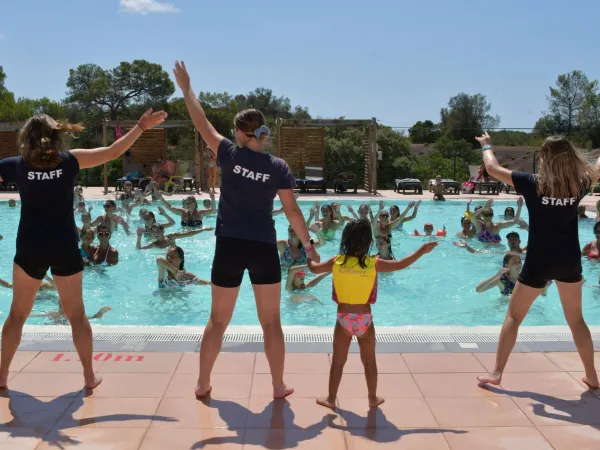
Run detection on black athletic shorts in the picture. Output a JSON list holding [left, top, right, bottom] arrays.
[[211, 236, 281, 288], [519, 259, 582, 289], [14, 244, 83, 280]]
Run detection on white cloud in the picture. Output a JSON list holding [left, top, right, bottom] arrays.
[[119, 0, 179, 15]]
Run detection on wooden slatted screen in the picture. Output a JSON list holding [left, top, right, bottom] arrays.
[[279, 127, 325, 177], [0, 131, 18, 159], [122, 128, 167, 176], [363, 132, 372, 193]]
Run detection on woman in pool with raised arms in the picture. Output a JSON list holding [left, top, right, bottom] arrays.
[[0, 108, 167, 390], [173, 61, 320, 399], [476, 132, 599, 390]]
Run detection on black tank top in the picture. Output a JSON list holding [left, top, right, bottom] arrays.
[[0, 152, 80, 248]]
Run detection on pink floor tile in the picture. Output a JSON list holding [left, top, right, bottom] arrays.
[[1, 352, 39, 372], [413, 373, 506, 398], [337, 397, 437, 428], [512, 393, 600, 426], [20, 352, 103, 373], [7, 373, 84, 398], [243, 428, 346, 449], [500, 372, 588, 397], [337, 374, 422, 398], [151, 397, 249, 429], [84, 373, 172, 398], [0, 396, 73, 428], [474, 352, 562, 373], [426, 397, 532, 428], [538, 425, 600, 449], [56, 397, 162, 428], [175, 352, 255, 374], [344, 428, 450, 449], [251, 373, 330, 399], [0, 427, 46, 450], [403, 353, 485, 373], [255, 353, 330, 374], [336, 353, 409, 374], [443, 427, 553, 450], [545, 352, 600, 372], [98, 352, 182, 373], [165, 373, 252, 399], [36, 427, 147, 449], [140, 428, 244, 449], [246, 397, 343, 429]]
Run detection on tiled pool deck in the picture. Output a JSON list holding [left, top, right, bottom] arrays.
[[1, 350, 600, 449]]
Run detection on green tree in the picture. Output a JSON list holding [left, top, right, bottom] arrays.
[[408, 120, 440, 143], [545, 70, 595, 136], [65, 60, 175, 120], [440, 93, 500, 144]]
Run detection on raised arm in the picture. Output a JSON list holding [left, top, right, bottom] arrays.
[[307, 256, 335, 274], [173, 61, 223, 151], [476, 268, 507, 293], [274, 193, 299, 216], [286, 265, 308, 291], [71, 109, 167, 169], [157, 206, 176, 229], [168, 227, 215, 240], [495, 197, 524, 231], [346, 205, 359, 220], [159, 194, 186, 216], [377, 242, 438, 273], [136, 230, 156, 250], [279, 189, 320, 262], [476, 132, 514, 185], [305, 272, 331, 288], [156, 256, 178, 282], [199, 192, 217, 217], [309, 224, 326, 249]]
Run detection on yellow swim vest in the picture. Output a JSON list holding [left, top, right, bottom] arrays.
[[332, 255, 378, 305]]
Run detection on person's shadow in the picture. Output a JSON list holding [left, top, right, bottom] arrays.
[[485, 385, 600, 427], [0, 388, 177, 449], [192, 397, 336, 449], [192, 397, 467, 449], [331, 406, 467, 443]]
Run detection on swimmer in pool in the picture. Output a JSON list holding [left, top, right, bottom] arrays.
[[73, 185, 84, 206], [136, 224, 215, 250], [156, 246, 210, 288], [581, 221, 600, 259], [373, 235, 395, 260], [389, 201, 421, 230], [311, 203, 341, 240], [476, 252, 549, 297], [504, 206, 515, 219], [374, 209, 405, 239], [278, 224, 325, 268], [578, 205, 591, 220], [30, 305, 112, 324], [159, 191, 215, 228], [472, 198, 522, 243], [79, 229, 97, 266], [91, 225, 119, 266], [456, 216, 477, 239], [330, 202, 355, 226], [138, 207, 176, 238], [413, 222, 447, 237], [119, 193, 142, 215], [0, 274, 56, 291], [91, 200, 130, 234], [285, 265, 330, 292], [7, 199, 17, 208]]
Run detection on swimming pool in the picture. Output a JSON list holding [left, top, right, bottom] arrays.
[[1, 198, 599, 327]]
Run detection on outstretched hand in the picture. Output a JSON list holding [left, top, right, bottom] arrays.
[[421, 242, 438, 254], [476, 131, 492, 147], [173, 61, 191, 92], [139, 108, 168, 130]]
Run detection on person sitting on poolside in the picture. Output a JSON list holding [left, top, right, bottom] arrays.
[[138, 207, 176, 239], [389, 201, 421, 230], [582, 221, 600, 259], [156, 246, 210, 288], [578, 205, 591, 220], [278, 224, 324, 267], [432, 175, 445, 201], [136, 224, 214, 250], [79, 229, 97, 266], [413, 222, 446, 237], [7, 199, 17, 208], [476, 252, 549, 297], [471, 198, 522, 243], [91, 225, 119, 266], [91, 200, 130, 234], [373, 235, 395, 260], [285, 265, 330, 291], [0, 274, 56, 291], [159, 192, 215, 228]]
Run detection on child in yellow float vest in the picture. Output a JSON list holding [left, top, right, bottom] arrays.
[[307, 219, 437, 408]]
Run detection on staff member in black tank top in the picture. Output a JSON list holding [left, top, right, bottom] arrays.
[[476, 132, 599, 390], [173, 61, 321, 399], [0, 109, 167, 390]]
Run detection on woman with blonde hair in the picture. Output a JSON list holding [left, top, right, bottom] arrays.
[[476, 132, 599, 390], [0, 109, 167, 390]]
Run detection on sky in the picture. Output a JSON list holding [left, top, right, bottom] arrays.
[[1, 0, 599, 130]]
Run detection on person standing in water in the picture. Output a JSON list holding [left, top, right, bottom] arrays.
[[173, 61, 320, 399], [0, 109, 167, 389], [476, 132, 599, 390]]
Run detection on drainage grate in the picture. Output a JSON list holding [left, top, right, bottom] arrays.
[[18, 330, 600, 344]]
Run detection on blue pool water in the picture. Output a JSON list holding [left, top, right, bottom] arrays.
[[1, 199, 600, 327]]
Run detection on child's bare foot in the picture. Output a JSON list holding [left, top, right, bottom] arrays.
[[273, 385, 294, 399], [85, 375, 102, 390], [316, 397, 336, 409], [195, 384, 212, 398], [477, 372, 502, 385], [369, 396, 385, 408], [582, 375, 600, 390]]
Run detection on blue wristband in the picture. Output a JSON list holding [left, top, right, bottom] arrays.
[[481, 145, 492, 151]]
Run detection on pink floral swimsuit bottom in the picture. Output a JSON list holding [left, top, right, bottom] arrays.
[[337, 313, 373, 337]]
